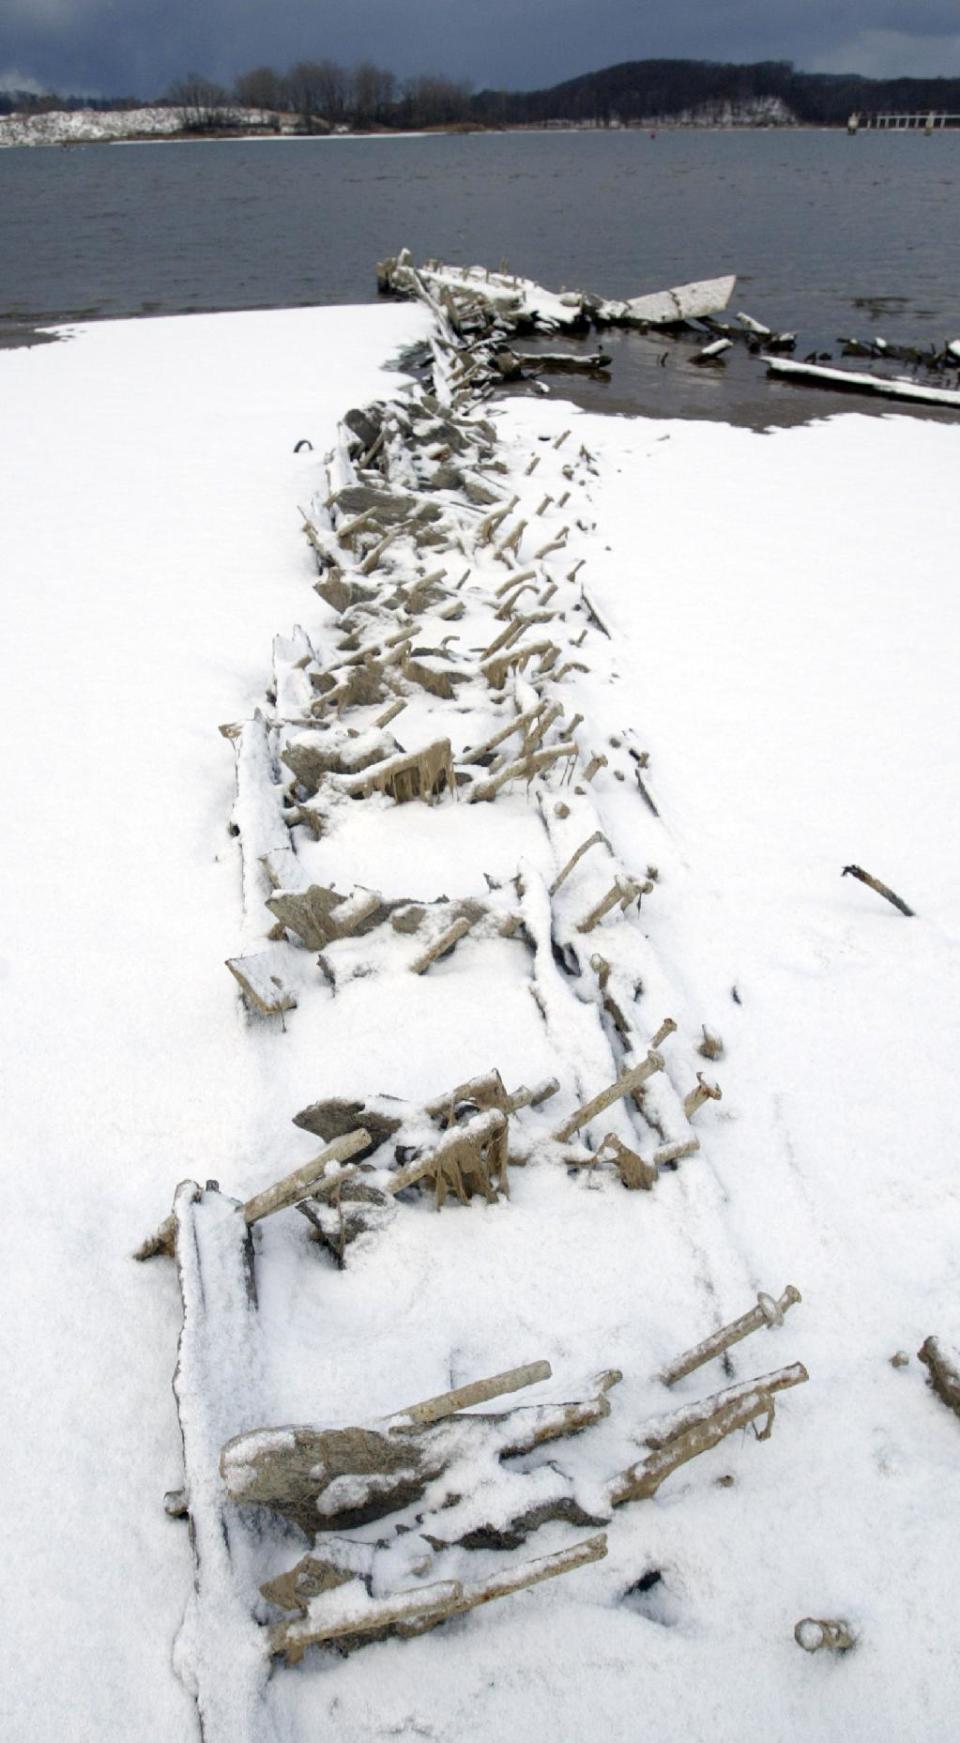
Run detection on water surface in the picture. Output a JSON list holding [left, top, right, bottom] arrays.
[[3, 129, 959, 423]]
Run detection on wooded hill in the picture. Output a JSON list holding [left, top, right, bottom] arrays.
[[470, 60, 960, 126]]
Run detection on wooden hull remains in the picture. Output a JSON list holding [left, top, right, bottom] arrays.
[[136, 249, 816, 1737]]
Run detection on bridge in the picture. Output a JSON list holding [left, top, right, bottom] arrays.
[[849, 110, 960, 131]]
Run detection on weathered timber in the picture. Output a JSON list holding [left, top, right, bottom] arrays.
[[468, 740, 578, 803], [292, 1097, 402, 1154], [221, 1367, 616, 1536], [516, 349, 612, 374], [409, 915, 475, 974], [389, 1359, 553, 1427], [267, 1534, 607, 1661], [282, 731, 395, 794], [549, 829, 609, 896], [135, 1130, 372, 1261], [609, 1363, 809, 1505]]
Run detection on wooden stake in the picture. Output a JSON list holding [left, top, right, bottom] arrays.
[[576, 876, 641, 934], [683, 1073, 722, 1119]]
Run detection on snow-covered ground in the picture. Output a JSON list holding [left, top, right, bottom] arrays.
[[0, 103, 278, 146], [2, 303, 959, 1741], [0, 104, 188, 146]]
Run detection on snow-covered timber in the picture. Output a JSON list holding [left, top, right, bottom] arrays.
[[377, 249, 736, 335], [766, 355, 960, 410], [601, 273, 737, 327]]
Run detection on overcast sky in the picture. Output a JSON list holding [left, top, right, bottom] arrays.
[[2, 0, 960, 98]]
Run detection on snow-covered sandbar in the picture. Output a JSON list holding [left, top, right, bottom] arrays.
[[2, 302, 959, 1741]]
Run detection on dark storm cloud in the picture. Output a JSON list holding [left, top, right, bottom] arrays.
[[2, 0, 960, 97]]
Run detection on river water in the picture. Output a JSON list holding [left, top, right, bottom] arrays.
[[3, 128, 959, 424]]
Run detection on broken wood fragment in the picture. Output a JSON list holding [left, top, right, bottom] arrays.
[[598, 1132, 658, 1190], [698, 1025, 724, 1060], [917, 1336, 960, 1418], [660, 1285, 802, 1387], [225, 949, 298, 1018], [375, 697, 407, 728], [842, 863, 915, 918]]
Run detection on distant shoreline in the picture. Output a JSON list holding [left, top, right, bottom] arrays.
[[1, 120, 885, 151]]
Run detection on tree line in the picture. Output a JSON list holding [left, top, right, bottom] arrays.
[[7, 57, 960, 131], [167, 62, 473, 131], [471, 59, 960, 127]]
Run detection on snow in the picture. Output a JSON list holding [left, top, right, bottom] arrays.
[[0, 301, 430, 1740], [2, 295, 960, 1741], [0, 105, 305, 149], [0, 105, 187, 147]]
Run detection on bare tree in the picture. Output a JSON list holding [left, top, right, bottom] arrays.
[[314, 59, 349, 123], [350, 62, 397, 127], [281, 60, 337, 130], [167, 72, 232, 131], [234, 66, 282, 111], [402, 74, 472, 129]]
